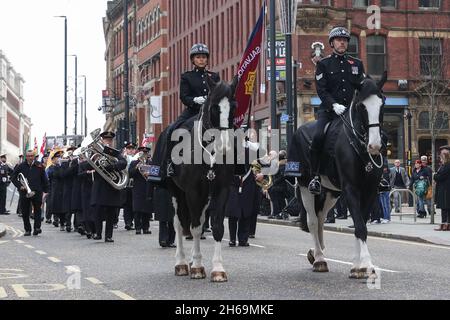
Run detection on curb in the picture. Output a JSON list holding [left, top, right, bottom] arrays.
[[0, 223, 6, 238], [257, 218, 437, 246]]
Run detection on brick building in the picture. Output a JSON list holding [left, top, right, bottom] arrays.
[[103, 0, 168, 149], [104, 0, 450, 163], [0, 50, 32, 161]]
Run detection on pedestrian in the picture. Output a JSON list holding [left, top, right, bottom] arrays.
[[434, 146, 450, 231], [378, 166, 392, 223], [91, 131, 128, 243], [421, 155, 433, 216], [411, 160, 428, 218], [10, 150, 49, 236], [308, 26, 366, 195], [389, 159, 410, 213]]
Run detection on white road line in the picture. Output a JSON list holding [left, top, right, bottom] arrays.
[[207, 236, 266, 248], [298, 254, 400, 273], [65, 266, 81, 273], [14, 240, 25, 244], [0, 240, 9, 245], [35, 250, 47, 255], [85, 277, 103, 285], [47, 257, 62, 263], [110, 290, 136, 301], [260, 222, 450, 250], [24, 245, 35, 249]]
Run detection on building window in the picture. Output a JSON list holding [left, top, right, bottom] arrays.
[[419, 0, 440, 8], [348, 35, 359, 58], [420, 38, 442, 77], [366, 36, 386, 76], [353, 0, 369, 7], [381, 0, 396, 8], [419, 111, 449, 129]]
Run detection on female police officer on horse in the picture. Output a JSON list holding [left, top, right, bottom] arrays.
[[150, 43, 220, 180], [308, 27, 366, 195]]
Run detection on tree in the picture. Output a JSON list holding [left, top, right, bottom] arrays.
[[414, 14, 450, 224]]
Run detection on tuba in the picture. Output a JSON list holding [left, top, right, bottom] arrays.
[[251, 159, 273, 191], [74, 129, 129, 190], [18, 173, 36, 198]]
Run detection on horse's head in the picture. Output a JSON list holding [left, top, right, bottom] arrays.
[[202, 76, 238, 153], [354, 71, 387, 156]]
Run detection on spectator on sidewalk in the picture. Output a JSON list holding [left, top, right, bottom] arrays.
[[389, 159, 410, 213], [421, 155, 433, 216], [379, 165, 391, 223], [434, 146, 450, 231], [412, 160, 429, 218]]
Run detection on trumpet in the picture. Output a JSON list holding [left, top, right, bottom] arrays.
[[251, 160, 273, 191], [18, 173, 35, 198]]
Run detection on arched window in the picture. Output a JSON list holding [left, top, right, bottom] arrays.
[[419, 111, 429, 129], [418, 111, 449, 129]]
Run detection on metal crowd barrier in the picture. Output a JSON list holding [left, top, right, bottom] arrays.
[[389, 188, 417, 222]]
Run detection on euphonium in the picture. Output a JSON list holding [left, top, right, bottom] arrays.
[[18, 173, 36, 198], [251, 160, 273, 191], [74, 129, 129, 190]]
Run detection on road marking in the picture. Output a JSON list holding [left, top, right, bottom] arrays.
[[65, 266, 81, 273], [207, 236, 265, 248], [298, 254, 400, 273], [0, 240, 9, 245], [11, 284, 65, 298], [14, 240, 25, 244], [85, 277, 103, 285], [24, 245, 35, 249], [48, 257, 62, 263], [260, 222, 450, 250], [0, 287, 6, 298], [110, 290, 136, 300], [35, 250, 47, 255]]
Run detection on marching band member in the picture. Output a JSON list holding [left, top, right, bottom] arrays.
[[129, 147, 153, 235], [47, 151, 65, 230], [91, 131, 127, 243], [123, 142, 137, 231], [62, 146, 77, 232], [70, 152, 85, 235], [11, 150, 49, 236], [78, 159, 96, 239]]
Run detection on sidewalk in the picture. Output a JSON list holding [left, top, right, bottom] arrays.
[[258, 207, 450, 247]]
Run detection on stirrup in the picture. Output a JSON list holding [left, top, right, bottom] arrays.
[[308, 176, 322, 195]]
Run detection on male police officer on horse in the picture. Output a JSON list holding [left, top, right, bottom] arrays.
[[308, 27, 366, 195], [150, 43, 220, 181]]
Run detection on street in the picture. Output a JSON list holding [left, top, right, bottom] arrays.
[[1, 196, 449, 300]]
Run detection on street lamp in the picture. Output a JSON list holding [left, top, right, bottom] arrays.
[[79, 75, 87, 136], [54, 15, 68, 144], [69, 54, 78, 135], [278, 0, 298, 145]]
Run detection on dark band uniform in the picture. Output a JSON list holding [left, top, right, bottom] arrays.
[[78, 161, 96, 237], [11, 161, 49, 234], [0, 158, 13, 215]]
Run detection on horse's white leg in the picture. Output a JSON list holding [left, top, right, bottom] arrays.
[[358, 239, 376, 278], [349, 237, 361, 278], [300, 187, 328, 272], [189, 202, 208, 279], [173, 198, 189, 276], [211, 241, 227, 282], [318, 192, 338, 251]]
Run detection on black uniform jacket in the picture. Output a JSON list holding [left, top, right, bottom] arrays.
[[11, 161, 49, 197], [180, 67, 220, 111]]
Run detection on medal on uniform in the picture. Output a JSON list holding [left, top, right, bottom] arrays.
[[352, 66, 359, 75]]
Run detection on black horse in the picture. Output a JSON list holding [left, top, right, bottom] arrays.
[[286, 73, 387, 279], [160, 76, 237, 282]]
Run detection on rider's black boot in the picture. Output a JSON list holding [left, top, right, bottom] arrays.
[[308, 148, 322, 195]]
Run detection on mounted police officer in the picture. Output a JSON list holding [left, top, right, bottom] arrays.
[[149, 43, 220, 181], [308, 27, 366, 195]]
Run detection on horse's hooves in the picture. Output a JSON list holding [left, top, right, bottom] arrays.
[[307, 249, 315, 265], [190, 267, 207, 279], [313, 261, 329, 273], [175, 265, 189, 276], [349, 268, 375, 279], [349, 268, 359, 279], [211, 271, 228, 283]]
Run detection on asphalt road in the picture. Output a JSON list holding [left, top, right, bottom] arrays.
[[1, 205, 449, 301]]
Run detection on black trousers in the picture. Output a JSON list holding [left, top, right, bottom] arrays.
[[96, 206, 118, 239], [0, 186, 7, 214], [20, 195, 42, 232], [310, 111, 335, 175], [134, 211, 150, 231], [442, 209, 449, 224], [228, 216, 251, 243], [45, 196, 52, 220], [159, 221, 176, 245], [268, 189, 286, 216], [65, 212, 73, 228]]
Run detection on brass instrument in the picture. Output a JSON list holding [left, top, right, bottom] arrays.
[[134, 152, 151, 180], [251, 159, 273, 191], [74, 129, 129, 190], [18, 173, 36, 198]]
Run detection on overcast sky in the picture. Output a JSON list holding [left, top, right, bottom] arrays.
[[0, 0, 108, 146]]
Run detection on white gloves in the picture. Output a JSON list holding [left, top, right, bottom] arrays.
[[193, 96, 206, 105], [333, 103, 346, 116]]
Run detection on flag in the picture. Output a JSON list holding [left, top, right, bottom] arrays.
[[39, 133, 47, 161], [33, 137, 38, 155], [234, 1, 266, 128], [24, 137, 30, 155], [141, 133, 155, 147]]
